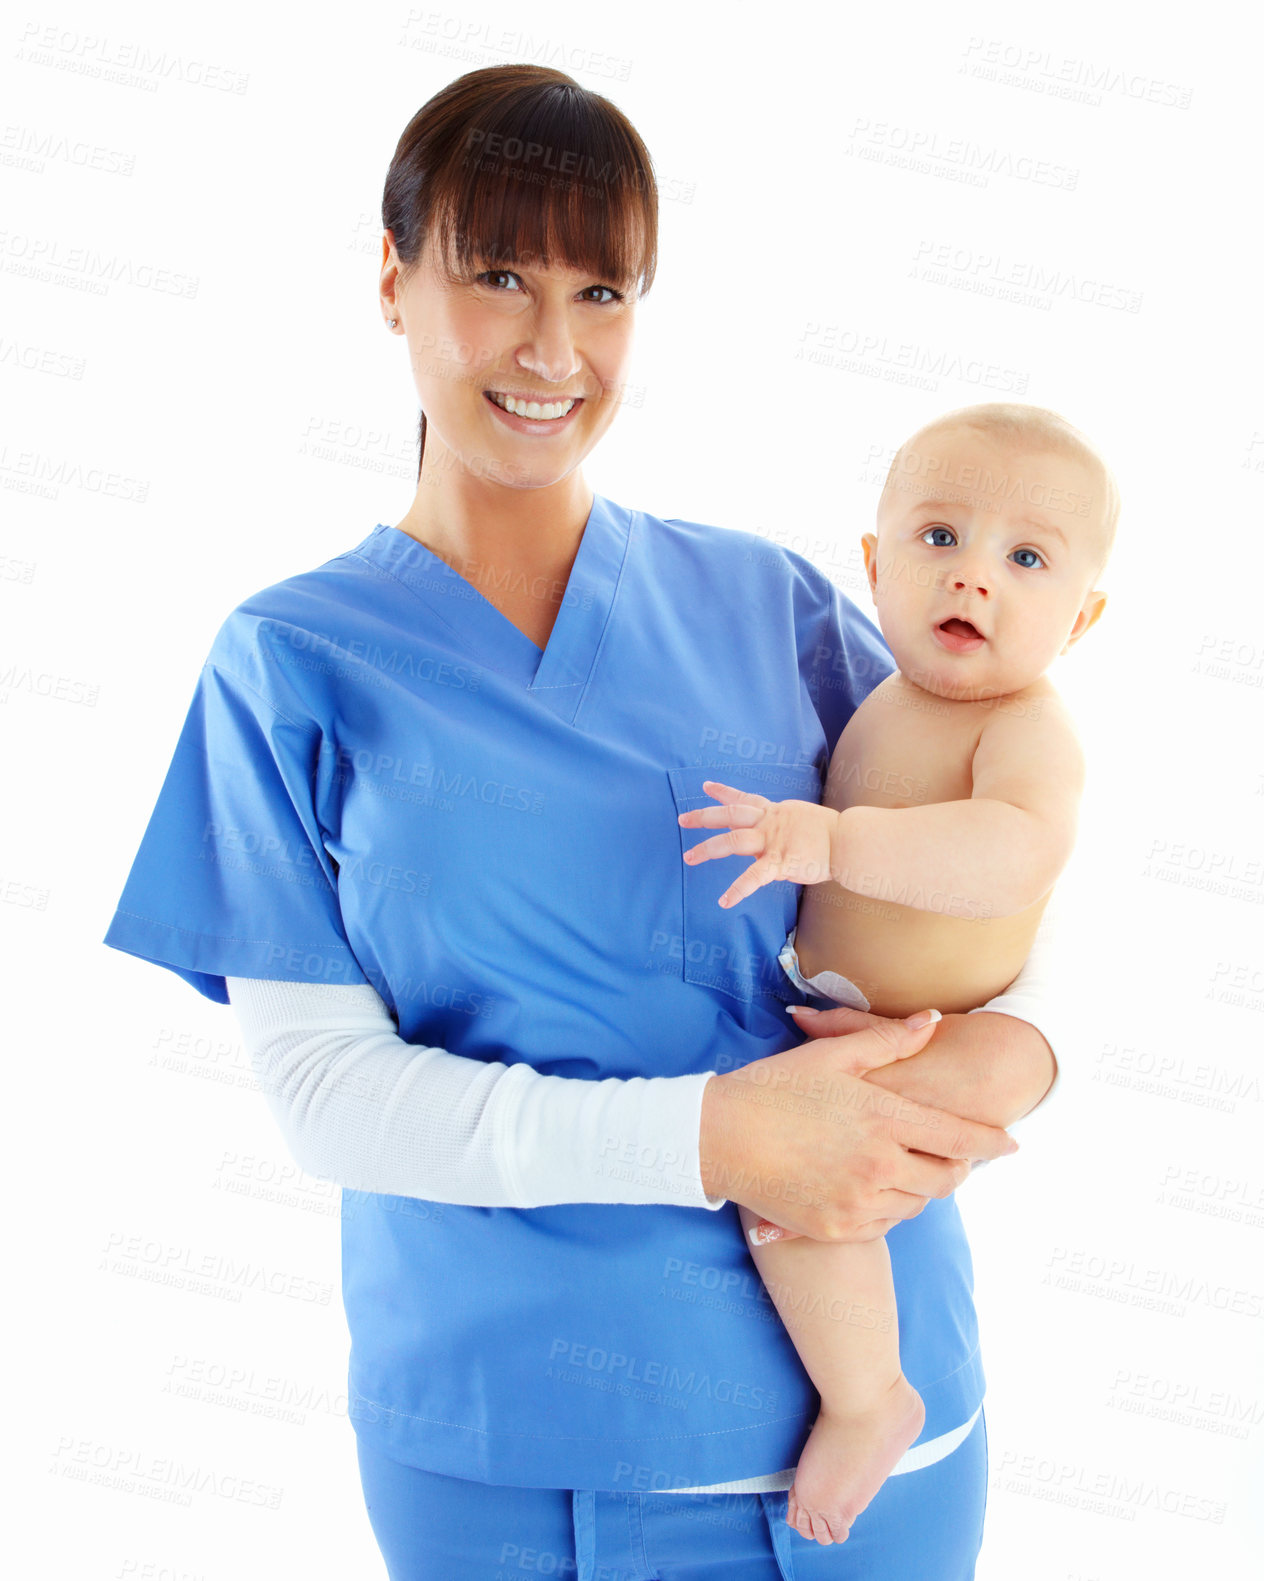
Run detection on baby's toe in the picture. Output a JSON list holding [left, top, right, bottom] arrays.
[[808, 1510, 835, 1545]]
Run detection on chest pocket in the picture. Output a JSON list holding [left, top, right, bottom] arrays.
[[668, 763, 824, 1005]]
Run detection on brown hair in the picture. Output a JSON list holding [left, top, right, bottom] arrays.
[[381, 65, 658, 477]]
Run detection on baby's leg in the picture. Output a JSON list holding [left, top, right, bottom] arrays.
[[738, 1202, 924, 1546]]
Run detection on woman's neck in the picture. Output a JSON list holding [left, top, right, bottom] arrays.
[[399, 450, 591, 561], [392, 453, 595, 651]]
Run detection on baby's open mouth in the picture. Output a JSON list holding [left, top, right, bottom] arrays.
[[933, 616, 987, 653]]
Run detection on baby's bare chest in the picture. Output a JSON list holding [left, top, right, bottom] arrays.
[[825, 685, 983, 812]]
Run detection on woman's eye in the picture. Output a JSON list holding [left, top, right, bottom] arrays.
[[920, 526, 957, 547], [1011, 548, 1045, 569], [478, 270, 523, 292], [579, 284, 622, 304]]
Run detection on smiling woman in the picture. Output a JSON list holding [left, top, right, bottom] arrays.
[[380, 63, 656, 486], [372, 68, 660, 652]]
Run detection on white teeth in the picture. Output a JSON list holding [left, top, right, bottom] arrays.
[[489, 392, 576, 421]]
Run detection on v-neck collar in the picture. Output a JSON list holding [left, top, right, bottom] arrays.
[[348, 492, 632, 724]]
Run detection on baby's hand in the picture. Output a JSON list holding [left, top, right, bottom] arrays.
[[677, 781, 838, 908]]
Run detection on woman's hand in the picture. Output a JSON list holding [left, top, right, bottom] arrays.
[[745, 1002, 1040, 1244], [678, 780, 839, 907], [699, 1006, 1019, 1242]]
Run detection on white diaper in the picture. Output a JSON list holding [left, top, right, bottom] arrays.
[[777, 925, 872, 1011]]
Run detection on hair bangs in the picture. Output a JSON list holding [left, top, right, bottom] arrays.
[[428, 83, 657, 294]]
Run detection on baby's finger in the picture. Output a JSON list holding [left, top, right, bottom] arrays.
[[683, 829, 765, 866], [719, 857, 778, 908], [677, 803, 765, 829], [701, 781, 770, 810]]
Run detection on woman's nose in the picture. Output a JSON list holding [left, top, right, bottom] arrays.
[[514, 310, 581, 384]]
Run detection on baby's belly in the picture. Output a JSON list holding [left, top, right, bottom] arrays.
[[793, 881, 1048, 1018]]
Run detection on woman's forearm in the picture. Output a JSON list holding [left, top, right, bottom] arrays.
[[227, 975, 726, 1210], [859, 1010, 1056, 1130]]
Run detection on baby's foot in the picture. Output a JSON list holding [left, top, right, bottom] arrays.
[[785, 1376, 925, 1545]]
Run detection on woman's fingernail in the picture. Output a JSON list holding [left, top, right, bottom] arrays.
[[904, 1008, 942, 1029], [787, 1003, 820, 1016], [749, 1222, 784, 1246]]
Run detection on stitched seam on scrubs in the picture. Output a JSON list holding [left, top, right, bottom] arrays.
[[344, 545, 540, 682], [910, 1346, 982, 1393], [110, 909, 352, 951], [347, 1395, 812, 1442], [202, 660, 350, 888], [628, 1494, 651, 1578], [205, 661, 306, 731], [531, 503, 638, 710], [670, 764, 820, 1005]]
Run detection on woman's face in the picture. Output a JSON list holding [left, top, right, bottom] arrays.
[[383, 230, 638, 491]]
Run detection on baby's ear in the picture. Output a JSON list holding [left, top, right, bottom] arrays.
[[1063, 588, 1108, 652], [860, 533, 879, 597]]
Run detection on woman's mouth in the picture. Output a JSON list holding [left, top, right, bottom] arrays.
[[932, 617, 987, 654], [484, 390, 582, 430]]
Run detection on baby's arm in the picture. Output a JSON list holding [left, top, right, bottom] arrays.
[[828, 697, 1084, 918], [680, 695, 1084, 919]]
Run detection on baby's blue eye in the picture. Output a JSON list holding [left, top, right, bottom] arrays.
[[921, 526, 956, 547], [1011, 548, 1045, 569]]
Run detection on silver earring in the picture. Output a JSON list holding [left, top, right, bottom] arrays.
[[387, 318, 398, 328]]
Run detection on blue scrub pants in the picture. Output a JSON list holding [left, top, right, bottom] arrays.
[[354, 1410, 987, 1578]]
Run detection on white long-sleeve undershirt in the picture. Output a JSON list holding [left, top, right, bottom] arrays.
[[226, 887, 1064, 1209], [225, 892, 1066, 1495], [228, 971, 727, 1210]]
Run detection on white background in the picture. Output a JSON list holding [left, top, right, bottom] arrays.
[[4, 1, 1263, 1576]]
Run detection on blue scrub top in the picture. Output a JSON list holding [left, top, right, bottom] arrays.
[[104, 494, 984, 1490]]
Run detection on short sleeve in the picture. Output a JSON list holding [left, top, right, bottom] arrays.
[[784, 547, 896, 756], [103, 660, 368, 1004]]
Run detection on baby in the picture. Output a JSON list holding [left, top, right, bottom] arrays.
[[679, 402, 1117, 1544]]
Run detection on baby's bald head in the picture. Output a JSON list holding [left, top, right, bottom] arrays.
[[879, 402, 1119, 582]]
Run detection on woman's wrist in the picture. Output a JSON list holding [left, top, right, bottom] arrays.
[[698, 1070, 733, 1202], [860, 1009, 1054, 1130]]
